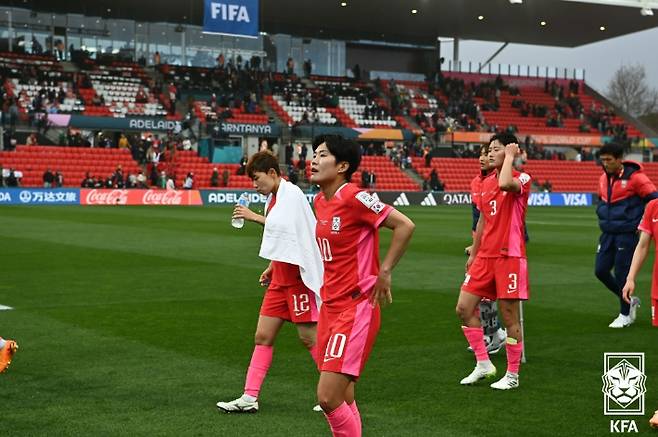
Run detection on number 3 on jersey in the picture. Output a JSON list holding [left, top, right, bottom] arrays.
[[317, 237, 333, 261], [489, 200, 497, 216]]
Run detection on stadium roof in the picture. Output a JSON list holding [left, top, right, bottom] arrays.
[[3, 0, 658, 47]]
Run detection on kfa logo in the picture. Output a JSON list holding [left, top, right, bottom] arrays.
[[602, 353, 645, 433], [602, 353, 646, 415], [331, 216, 341, 232], [210, 3, 251, 22]]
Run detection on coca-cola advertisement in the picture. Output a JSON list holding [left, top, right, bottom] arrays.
[[80, 189, 203, 206]]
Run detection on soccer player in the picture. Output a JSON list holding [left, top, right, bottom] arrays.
[[310, 135, 415, 437], [621, 196, 658, 328], [216, 151, 324, 413], [0, 337, 18, 373], [466, 143, 507, 355], [456, 133, 531, 390], [596, 143, 658, 328]]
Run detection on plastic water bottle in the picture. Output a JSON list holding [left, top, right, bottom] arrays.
[[231, 193, 250, 229]]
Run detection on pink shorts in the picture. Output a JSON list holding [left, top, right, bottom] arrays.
[[316, 299, 381, 379], [462, 256, 530, 301]]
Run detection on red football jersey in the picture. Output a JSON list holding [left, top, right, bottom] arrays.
[[470, 172, 492, 210], [266, 193, 302, 286], [638, 198, 658, 300], [314, 183, 393, 310], [477, 170, 531, 258]]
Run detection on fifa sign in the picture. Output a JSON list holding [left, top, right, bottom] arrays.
[[203, 0, 259, 38]]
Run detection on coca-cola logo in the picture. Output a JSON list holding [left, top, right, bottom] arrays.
[[142, 190, 183, 205], [85, 189, 129, 205]]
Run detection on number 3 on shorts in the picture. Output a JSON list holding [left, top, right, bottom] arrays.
[[507, 273, 518, 292]]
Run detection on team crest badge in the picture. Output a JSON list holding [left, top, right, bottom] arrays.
[[332, 216, 341, 232]]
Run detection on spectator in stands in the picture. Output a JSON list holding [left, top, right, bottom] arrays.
[[153, 51, 161, 66], [32, 36, 43, 55], [118, 134, 130, 149], [55, 170, 64, 188], [287, 164, 298, 185], [238, 154, 248, 176], [159, 171, 168, 189], [368, 171, 376, 190], [136, 171, 147, 189], [211, 168, 220, 187], [286, 58, 294, 75], [6, 169, 19, 187], [542, 180, 553, 193], [81, 172, 94, 188], [285, 143, 293, 165], [430, 169, 443, 191], [112, 166, 125, 189], [361, 169, 370, 188], [222, 169, 230, 187], [8, 99, 18, 131], [353, 64, 361, 81], [424, 146, 432, 168], [0, 163, 4, 187], [303, 59, 312, 78], [166, 174, 176, 190], [183, 172, 194, 190], [42, 168, 54, 188], [26, 133, 38, 146]]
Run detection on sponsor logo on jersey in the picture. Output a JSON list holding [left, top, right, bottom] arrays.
[[356, 191, 376, 208]]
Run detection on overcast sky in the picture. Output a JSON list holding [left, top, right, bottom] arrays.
[[442, 25, 658, 96]]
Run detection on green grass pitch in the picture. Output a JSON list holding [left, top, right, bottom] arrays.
[[0, 205, 657, 436]]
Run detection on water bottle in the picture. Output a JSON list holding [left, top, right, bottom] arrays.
[[231, 192, 250, 229]]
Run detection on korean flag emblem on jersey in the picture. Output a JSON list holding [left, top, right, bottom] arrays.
[[332, 216, 341, 232], [518, 172, 531, 185]]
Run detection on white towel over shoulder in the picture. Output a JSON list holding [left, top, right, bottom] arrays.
[[259, 179, 324, 298]]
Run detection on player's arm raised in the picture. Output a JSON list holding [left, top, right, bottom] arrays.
[[622, 231, 651, 303], [370, 210, 415, 307], [499, 143, 522, 193]]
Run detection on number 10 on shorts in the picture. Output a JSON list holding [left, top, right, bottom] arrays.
[[324, 333, 346, 362]]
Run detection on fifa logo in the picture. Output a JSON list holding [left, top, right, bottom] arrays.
[[602, 353, 646, 416]]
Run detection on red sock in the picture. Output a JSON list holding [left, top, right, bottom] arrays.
[[325, 402, 359, 437], [462, 326, 489, 362], [243, 345, 273, 398], [348, 401, 362, 437], [506, 341, 523, 374]]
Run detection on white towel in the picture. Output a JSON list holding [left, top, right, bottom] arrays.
[[259, 179, 324, 299]]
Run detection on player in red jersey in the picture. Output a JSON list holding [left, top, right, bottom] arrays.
[[622, 197, 658, 328], [310, 135, 415, 437], [217, 151, 323, 414], [465, 144, 507, 355], [456, 133, 531, 390]]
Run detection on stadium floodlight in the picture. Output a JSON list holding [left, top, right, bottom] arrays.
[[641, 7, 654, 14]]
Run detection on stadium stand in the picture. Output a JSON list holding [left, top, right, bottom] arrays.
[[171, 150, 252, 189]]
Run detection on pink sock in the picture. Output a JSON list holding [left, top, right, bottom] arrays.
[[462, 326, 489, 362], [243, 345, 273, 398], [348, 401, 362, 437], [309, 344, 319, 365], [506, 341, 523, 374], [325, 402, 359, 437]]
